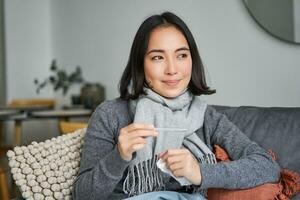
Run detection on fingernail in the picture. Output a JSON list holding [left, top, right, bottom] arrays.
[[159, 152, 165, 158]]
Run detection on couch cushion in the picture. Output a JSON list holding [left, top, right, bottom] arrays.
[[6, 129, 86, 200], [207, 145, 300, 200]]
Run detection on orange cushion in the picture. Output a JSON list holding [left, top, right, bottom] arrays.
[[208, 183, 282, 200], [207, 145, 300, 200]]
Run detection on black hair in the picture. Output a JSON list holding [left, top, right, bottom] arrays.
[[119, 11, 216, 100]]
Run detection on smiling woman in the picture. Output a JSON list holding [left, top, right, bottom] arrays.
[[72, 11, 280, 200], [143, 26, 192, 98]]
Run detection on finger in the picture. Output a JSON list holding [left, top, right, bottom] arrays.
[[159, 151, 166, 158], [165, 154, 185, 166], [124, 123, 154, 132], [169, 162, 184, 171], [161, 149, 188, 161], [173, 169, 184, 178], [121, 137, 146, 152], [128, 137, 147, 146], [129, 129, 158, 138], [131, 143, 145, 151]]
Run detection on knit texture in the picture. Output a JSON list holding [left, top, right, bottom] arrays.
[[72, 99, 280, 200], [123, 88, 215, 196], [7, 128, 86, 200]]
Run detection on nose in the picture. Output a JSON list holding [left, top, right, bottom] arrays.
[[164, 57, 178, 75]]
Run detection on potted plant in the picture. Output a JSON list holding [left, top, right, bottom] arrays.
[[34, 59, 84, 96], [34, 59, 105, 109]]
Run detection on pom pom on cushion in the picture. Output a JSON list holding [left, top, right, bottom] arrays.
[[207, 145, 300, 200], [7, 128, 86, 200]]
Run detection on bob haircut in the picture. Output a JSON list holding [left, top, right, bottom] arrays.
[[119, 11, 216, 100]]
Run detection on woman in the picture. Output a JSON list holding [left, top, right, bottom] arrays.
[[73, 12, 280, 200]]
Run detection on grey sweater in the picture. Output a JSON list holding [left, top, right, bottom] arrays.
[[72, 98, 280, 200]]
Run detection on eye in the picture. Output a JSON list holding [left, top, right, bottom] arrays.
[[151, 55, 164, 61], [177, 53, 188, 59]]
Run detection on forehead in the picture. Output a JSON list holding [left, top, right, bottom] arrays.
[[147, 26, 189, 50]]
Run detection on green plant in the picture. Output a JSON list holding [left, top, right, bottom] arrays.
[[34, 59, 84, 95]]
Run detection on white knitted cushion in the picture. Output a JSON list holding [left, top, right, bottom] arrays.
[[7, 128, 86, 200]]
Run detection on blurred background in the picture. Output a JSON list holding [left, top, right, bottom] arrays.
[[0, 0, 299, 144], [0, 0, 300, 198]]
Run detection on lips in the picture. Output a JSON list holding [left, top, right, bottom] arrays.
[[162, 79, 180, 87]]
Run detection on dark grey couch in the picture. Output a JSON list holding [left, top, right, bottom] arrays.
[[214, 105, 300, 200]]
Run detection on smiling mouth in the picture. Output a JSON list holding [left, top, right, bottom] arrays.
[[162, 80, 180, 87]]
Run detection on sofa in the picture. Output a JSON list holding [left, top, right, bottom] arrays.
[[8, 105, 300, 200], [213, 105, 300, 200]]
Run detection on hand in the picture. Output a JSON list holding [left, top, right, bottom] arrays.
[[117, 123, 158, 161], [160, 149, 202, 185]]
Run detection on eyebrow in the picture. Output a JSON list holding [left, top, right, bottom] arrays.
[[147, 47, 190, 55]]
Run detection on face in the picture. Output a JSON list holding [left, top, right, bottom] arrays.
[[144, 26, 192, 98]]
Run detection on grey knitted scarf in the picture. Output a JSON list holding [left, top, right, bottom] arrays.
[[123, 88, 216, 196]]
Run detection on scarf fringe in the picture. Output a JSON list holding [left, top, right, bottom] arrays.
[[123, 153, 216, 196], [123, 155, 164, 196], [198, 153, 217, 164]]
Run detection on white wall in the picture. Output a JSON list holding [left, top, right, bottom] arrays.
[[4, 0, 58, 145], [50, 0, 300, 107], [5, 0, 54, 100], [294, 0, 300, 42], [4, 0, 300, 106], [0, 0, 6, 105]]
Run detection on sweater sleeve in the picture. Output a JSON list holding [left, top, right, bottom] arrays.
[[72, 104, 130, 200], [199, 106, 281, 189]]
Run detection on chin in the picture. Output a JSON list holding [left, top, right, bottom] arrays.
[[160, 89, 184, 98]]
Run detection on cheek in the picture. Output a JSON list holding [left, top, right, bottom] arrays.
[[182, 62, 192, 78], [144, 61, 163, 82]]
